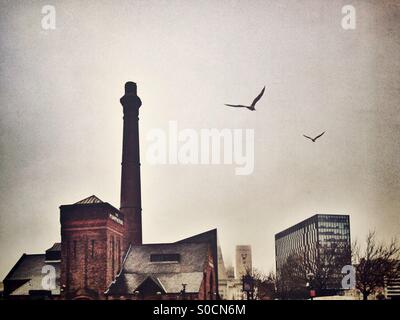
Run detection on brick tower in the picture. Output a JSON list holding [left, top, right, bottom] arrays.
[[60, 196, 124, 300], [119, 82, 143, 250]]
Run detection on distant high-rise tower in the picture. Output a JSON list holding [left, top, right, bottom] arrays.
[[275, 214, 351, 295], [235, 245, 252, 279], [119, 82, 143, 249]]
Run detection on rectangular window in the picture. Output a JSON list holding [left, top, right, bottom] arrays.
[[117, 239, 121, 270], [150, 253, 180, 263], [91, 240, 95, 258], [73, 240, 77, 258], [111, 236, 115, 276]]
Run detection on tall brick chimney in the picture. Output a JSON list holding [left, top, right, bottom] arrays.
[[119, 81, 142, 249]]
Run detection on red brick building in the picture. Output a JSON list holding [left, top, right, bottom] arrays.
[[60, 195, 125, 300], [3, 82, 219, 300]]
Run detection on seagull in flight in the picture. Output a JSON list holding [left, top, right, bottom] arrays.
[[225, 86, 266, 111], [303, 131, 325, 142]]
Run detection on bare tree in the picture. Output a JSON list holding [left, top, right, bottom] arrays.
[[307, 242, 351, 294], [276, 242, 351, 299], [250, 269, 277, 300], [276, 254, 308, 299], [353, 231, 400, 300]]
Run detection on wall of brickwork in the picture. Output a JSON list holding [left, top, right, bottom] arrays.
[[198, 247, 218, 300], [60, 203, 124, 300]]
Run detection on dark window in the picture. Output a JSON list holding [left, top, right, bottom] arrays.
[[117, 239, 121, 270], [203, 272, 207, 300], [209, 272, 214, 299], [150, 253, 180, 263], [110, 236, 115, 276], [73, 240, 77, 258], [91, 240, 95, 258]]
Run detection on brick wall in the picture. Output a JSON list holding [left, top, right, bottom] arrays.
[[198, 247, 217, 300], [60, 203, 124, 300]]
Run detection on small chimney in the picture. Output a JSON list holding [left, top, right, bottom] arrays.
[[119, 81, 143, 249]]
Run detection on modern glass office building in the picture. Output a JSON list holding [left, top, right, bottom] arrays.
[[275, 214, 351, 295]]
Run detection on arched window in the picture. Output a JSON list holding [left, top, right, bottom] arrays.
[[209, 272, 213, 300], [203, 272, 207, 300]]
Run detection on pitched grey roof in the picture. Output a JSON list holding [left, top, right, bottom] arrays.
[[4, 253, 60, 296], [74, 195, 103, 204], [176, 229, 219, 293], [46, 243, 61, 252], [125, 243, 208, 274], [107, 242, 209, 295], [120, 272, 204, 294], [45, 243, 61, 262]]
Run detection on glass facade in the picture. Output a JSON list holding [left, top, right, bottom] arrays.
[[275, 214, 351, 293]]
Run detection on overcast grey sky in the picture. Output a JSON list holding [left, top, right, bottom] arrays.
[[0, 0, 399, 278]]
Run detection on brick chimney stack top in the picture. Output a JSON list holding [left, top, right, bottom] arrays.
[[120, 81, 142, 112], [125, 81, 137, 95]]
